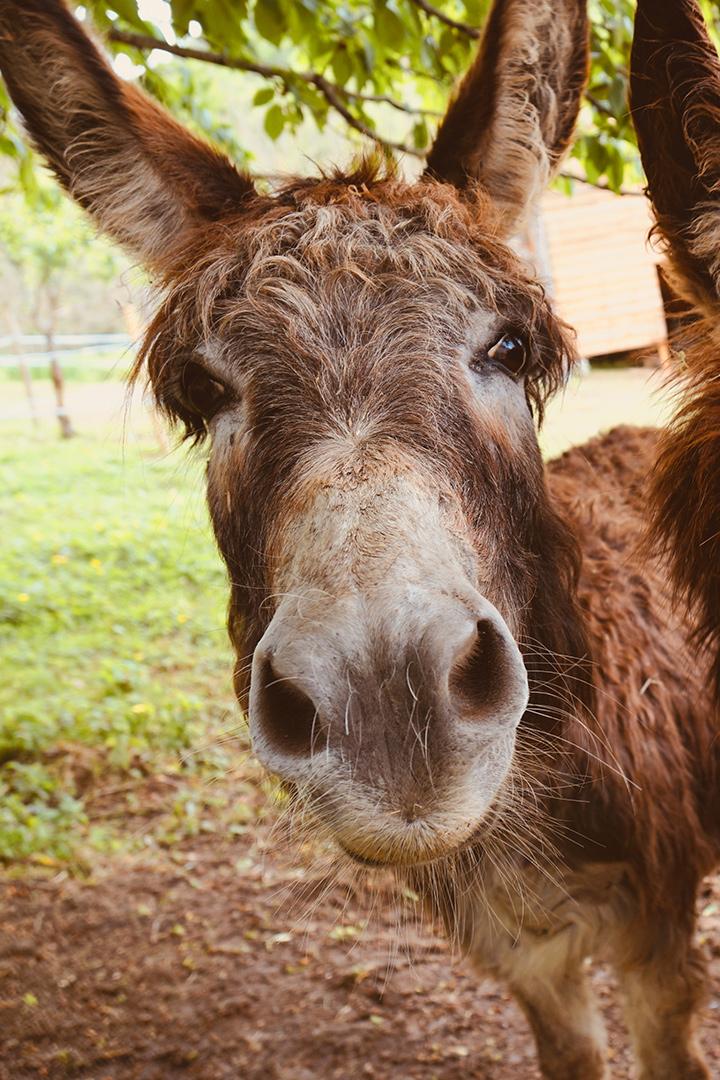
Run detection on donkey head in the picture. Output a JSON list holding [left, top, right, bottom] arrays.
[[631, 0, 720, 699], [0, 0, 589, 866]]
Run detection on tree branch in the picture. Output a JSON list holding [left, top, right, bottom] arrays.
[[107, 28, 433, 152], [107, 29, 288, 81], [408, 0, 480, 38], [558, 172, 644, 197], [309, 72, 422, 156], [346, 88, 441, 117], [107, 29, 629, 171], [585, 92, 619, 120]]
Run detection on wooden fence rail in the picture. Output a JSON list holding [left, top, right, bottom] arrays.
[[0, 334, 134, 436]]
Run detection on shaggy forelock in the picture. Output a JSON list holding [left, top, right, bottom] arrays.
[[136, 171, 575, 441]]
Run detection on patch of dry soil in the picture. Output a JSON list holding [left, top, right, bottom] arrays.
[[1, 831, 719, 1079]]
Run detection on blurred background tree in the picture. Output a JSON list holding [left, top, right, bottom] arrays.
[[3, 0, 719, 202], [0, 183, 130, 433], [0, 184, 127, 337]]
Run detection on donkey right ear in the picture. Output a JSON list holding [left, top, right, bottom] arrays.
[[424, 0, 589, 237], [0, 0, 256, 274], [631, 0, 720, 319]]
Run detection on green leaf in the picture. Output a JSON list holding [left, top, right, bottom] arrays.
[[254, 0, 285, 46], [102, 0, 154, 35], [263, 103, 285, 140], [608, 75, 627, 119], [201, 0, 248, 49], [170, 0, 197, 36], [605, 143, 627, 192], [373, 2, 406, 52], [253, 87, 275, 107], [286, 0, 316, 42], [331, 46, 353, 86], [412, 119, 429, 150], [463, 0, 490, 23]]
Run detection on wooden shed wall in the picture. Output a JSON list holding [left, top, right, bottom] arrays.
[[540, 187, 667, 359]]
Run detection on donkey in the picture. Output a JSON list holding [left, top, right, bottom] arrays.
[[630, 0, 720, 708], [2, 0, 719, 1076]]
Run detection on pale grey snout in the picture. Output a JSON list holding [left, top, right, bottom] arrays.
[[248, 590, 529, 786]]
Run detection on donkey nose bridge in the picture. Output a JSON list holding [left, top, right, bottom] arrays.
[[248, 590, 528, 775]]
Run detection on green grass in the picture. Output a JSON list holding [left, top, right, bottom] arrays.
[[0, 428, 247, 868]]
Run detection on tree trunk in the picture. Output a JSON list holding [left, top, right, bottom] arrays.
[[6, 311, 39, 429], [46, 328, 75, 439], [39, 282, 75, 439]]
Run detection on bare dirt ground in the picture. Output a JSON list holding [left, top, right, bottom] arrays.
[[2, 819, 720, 1080]]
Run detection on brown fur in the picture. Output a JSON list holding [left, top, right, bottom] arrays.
[[1, 2, 719, 1077], [630, 0, 720, 703]]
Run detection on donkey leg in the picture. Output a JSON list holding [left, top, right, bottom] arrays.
[[618, 936, 709, 1080], [509, 956, 608, 1080]]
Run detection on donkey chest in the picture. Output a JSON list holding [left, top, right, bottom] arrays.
[[444, 860, 635, 982]]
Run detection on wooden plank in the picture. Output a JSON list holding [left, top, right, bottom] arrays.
[[541, 188, 667, 357]]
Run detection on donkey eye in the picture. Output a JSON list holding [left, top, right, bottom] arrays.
[[180, 361, 229, 418], [487, 333, 528, 377]]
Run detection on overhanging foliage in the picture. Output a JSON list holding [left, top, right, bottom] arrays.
[[2, 0, 720, 199]]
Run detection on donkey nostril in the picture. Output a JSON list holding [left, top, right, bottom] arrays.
[[450, 618, 509, 716], [254, 657, 318, 759]]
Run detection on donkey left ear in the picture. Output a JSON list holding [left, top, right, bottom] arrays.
[[0, 0, 256, 275], [424, 0, 589, 236]]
